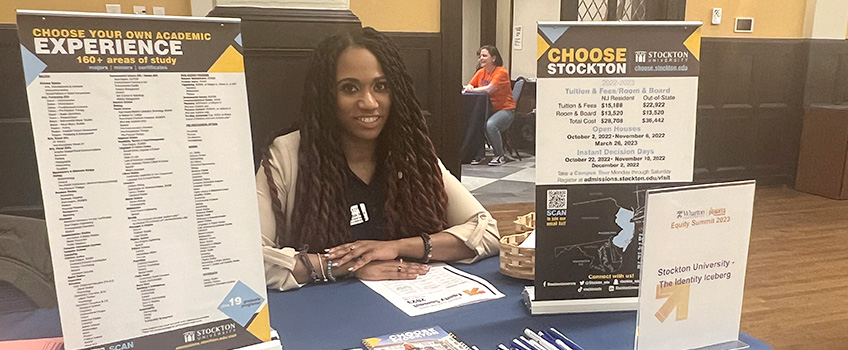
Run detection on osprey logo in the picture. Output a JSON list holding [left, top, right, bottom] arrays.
[[349, 203, 369, 226], [635, 51, 648, 63], [183, 331, 196, 343]]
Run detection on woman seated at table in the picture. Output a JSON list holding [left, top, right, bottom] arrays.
[[257, 28, 501, 291], [464, 45, 516, 166]]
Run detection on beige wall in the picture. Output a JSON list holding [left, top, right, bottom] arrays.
[[495, 0, 511, 68], [803, 0, 848, 39], [462, 0, 481, 83], [1, 0, 192, 23], [216, 0, 347, 9], [511, 0, 559, 79], [686, 0, 807, 38], [350, 0, 439, 33]]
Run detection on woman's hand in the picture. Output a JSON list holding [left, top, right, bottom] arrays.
[[353, 260, 430, 281], [326, 240, 400, 272], [464, 84, 474, 92]]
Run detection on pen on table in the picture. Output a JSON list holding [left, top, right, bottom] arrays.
[[538, 330, 571, 350], [512, 338, 533, 350], [515, 335, 545, 350], [554, 339, 573, 350], [522, 335, 550, 350], [548, 327, 584, 350], [523, 329, 559, 350]]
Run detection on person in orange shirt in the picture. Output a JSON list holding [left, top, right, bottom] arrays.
[[464, 45, 516, 166]]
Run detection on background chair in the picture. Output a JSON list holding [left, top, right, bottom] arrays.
[[502, 77, 526, 161], [0, 215, 57, 314], [510, 77, 537, 153]]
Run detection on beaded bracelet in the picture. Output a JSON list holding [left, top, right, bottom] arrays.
[[296, 250, 323, 283], [419, 233, 432, 263], [326, 257, 336, 282]]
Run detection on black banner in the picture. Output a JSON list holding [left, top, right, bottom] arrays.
[[537, 24, 700, 78], [17, 14, 241, 73]]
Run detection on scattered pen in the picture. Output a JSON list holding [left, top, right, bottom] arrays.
[[512, 338, 533, 350], [539, 330, 571, 350], [520, 335, 547, 350], [548, 327, 584, 350], [523, 329, 559, 350], [554, 339, 573, 350]]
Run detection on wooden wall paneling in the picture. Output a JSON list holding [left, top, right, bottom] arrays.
[[838, 54, 848, 105], [695, 39, 807, 185], [386, 33, 441, 116], [803, 40, 848, 106], [385, 33, 442, 157], [480, 0, 497, 46], [697, 40, 756, 180], [749, 41, 807, 184], [560, 0, 578, 21], [207, 7, 362, 168], [0, 25, 44, 219], [440, 0, 464, 177], [242, 49, 313, 158]]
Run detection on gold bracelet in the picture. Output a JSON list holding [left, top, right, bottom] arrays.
[[316, 253, 327, 281]]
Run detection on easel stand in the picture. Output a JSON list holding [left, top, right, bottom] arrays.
[[522, 286, 638, 315], [689, 340, 749, 350], [234, 330, 283, 350]]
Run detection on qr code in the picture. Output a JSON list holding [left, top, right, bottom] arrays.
[[546, 189, 568, 210]]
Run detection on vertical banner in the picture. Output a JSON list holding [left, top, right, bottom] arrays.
[[17, 11, 271, 350], [534, 21, 702, 303], [636, 181, 755, 350]]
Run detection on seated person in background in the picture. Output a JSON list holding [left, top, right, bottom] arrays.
[[464, 45, 516, 166], [257, 28, 501, 291]]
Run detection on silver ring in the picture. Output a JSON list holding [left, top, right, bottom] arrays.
[[349, 245, 355, 251], [397, 265, 403, 273]]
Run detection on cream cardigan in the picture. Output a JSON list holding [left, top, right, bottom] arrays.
[[256, 131, 501, 291]]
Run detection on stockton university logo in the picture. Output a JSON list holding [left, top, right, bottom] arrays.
[[183, 331, 196, 343], [635, 51, 648, 63]]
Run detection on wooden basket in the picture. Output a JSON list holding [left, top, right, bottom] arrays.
[[513, 212, 535, 233], [499, 232, 535, 280]]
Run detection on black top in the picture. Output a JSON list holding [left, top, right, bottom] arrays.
[[345, 163, 388, 241]]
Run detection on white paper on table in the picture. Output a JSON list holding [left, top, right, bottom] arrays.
[[518, 230, 536, 248], [360, 263, 504, 316]]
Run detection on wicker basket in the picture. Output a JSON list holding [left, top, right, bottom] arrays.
[[499, 212, 536, 280], [513, 212, 535, 233]]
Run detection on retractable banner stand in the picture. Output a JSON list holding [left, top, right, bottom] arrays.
[[637, 181, 755, 350], [532, 21, 702, 310], [17, 11, 277, 350]]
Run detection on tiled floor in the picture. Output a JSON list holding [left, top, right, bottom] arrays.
[[460, 149, 536, 206]]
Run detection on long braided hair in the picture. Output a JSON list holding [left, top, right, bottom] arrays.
[[264, 27, 449, 252]]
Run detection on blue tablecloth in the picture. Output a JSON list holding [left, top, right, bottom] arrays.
[[0, 257, 772, 350], [269, 257, 772, 350]]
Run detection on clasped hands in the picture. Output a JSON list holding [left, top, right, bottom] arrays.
[[326, 240, 430, 281]]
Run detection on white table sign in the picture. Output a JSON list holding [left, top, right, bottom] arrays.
[[636, 181, 755, 350]]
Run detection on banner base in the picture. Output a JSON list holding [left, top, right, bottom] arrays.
[[522, 286, 638, 315], [233, 330, 283, 350], [688, 340, 750, 350]]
